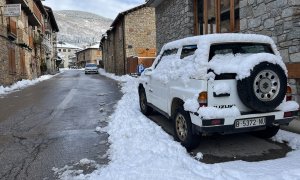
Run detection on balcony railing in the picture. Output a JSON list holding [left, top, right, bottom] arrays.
[[42, 37, 53, 53], [7, 18, 17, 39]]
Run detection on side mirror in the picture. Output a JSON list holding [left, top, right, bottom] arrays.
[[143, 68, 153, 76]]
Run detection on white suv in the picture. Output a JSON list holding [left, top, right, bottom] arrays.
[[138, 34, 299, 149]]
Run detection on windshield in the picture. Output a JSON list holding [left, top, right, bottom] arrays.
[[86, 64, 97, 67], [209, 43, 274, 60]]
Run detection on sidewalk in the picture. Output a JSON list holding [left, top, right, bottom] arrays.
[[281, 117, 300, 134]]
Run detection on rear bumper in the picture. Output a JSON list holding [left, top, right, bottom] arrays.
[[190, 111, 297, 134], [194, 117, 294, 134]]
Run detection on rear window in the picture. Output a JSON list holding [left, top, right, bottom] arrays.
[[209, 43, 274, 60], [86, 64, 97, 67]]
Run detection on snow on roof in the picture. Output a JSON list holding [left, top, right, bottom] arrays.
[[89, 43, 100, 49], [56, 42, 82, 49]]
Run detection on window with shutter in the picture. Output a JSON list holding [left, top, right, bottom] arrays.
[[20, 49, 26, 75], [8, 48, 16, 74]]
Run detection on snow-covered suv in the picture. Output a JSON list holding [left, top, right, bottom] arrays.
[[138, 34, 299, 149]]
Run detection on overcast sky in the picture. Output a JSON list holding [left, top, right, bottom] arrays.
[[43, 0, 146, 19]]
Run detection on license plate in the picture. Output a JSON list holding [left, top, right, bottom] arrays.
[[235, 117, 266, 128]]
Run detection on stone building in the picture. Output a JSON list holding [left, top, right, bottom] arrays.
[[100, 4, 156, 75], [0, 0, 58, 86], [147, 0, 300, 102], [56, 42, 82, 68], [43, 6, 59, 74], [76, 43, 102, 68]]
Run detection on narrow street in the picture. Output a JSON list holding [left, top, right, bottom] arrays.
[[0, 70, 122, 180]]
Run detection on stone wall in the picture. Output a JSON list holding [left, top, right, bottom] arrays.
[[83, 49, 102, 65], [0, 0, 8, 85], [240, 0, 300, 63], [103, 6, 156, 75], [113, 20, 125, 75], [124, 7, 156, 58], [155, 0, 194, 51], [102, 31, 115, 73]]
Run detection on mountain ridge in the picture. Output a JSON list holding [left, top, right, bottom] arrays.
[[54, 10, 112, 47]]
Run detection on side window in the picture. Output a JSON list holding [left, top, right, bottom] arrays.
[[154, 48, 178, 68], [180, 45, 197, 59]]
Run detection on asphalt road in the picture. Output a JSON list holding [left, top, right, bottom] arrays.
[[0, 70, 122, 180], [148, 112, 292, 164]]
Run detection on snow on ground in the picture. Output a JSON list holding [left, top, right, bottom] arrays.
[[55, 69, 300, 180], [0, 75, 54, 96]]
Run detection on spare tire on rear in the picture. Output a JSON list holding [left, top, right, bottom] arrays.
[[237, 62, 287, 112]]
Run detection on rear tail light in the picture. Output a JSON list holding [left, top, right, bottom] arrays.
[[198, 92, 207, 107], [286, 85, 292, 101], [202, 119, 224, 126], [211, 119, 221, 125], [284, 111, 293, 118]]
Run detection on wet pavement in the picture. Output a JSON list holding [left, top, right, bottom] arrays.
[[149, 111, 292, 164], [0, 70, 122, 180]]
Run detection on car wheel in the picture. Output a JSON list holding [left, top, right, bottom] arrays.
[[173, 108, 200, 150], [139, 88, 153, 115], [251, 126, 280, 139], [237, 62, 287, 112]]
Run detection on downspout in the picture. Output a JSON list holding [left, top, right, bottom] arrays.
[[122, 17, 126, 75]]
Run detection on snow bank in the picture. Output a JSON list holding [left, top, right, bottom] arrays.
[[55, 69, 300, 180], [0, 75, 54, 96]]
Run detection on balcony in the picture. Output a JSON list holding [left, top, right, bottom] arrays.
[[44, 22, 52, 34], [42, 37, 53, 54], [28, 1, 43, 26], [7, 18, 17, 40], [33, 2, 42, 24]]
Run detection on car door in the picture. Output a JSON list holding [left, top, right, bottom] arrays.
[[147, 49, 179, 112]]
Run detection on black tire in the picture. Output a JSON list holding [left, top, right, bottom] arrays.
[[237, 62, 287, 112], [139, 88, 153, 115], [251, 126, 280, 139], [173, 108, 200, 150]]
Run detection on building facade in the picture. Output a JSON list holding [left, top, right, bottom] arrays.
[[76, 43, 102, 68], [100, 4, 156, 75], [0, 0, 58, 86], [43, 6, 59, 74], [147, 0, 300, 102], [56, 42, 82, 68]]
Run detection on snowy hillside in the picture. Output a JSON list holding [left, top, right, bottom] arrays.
[[54, 10, 112, 47]]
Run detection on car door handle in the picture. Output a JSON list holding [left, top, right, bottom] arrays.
[[149, 89, 153, 92]]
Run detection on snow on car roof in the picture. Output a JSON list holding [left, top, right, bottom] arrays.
[[162, 33, 279, 56]]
